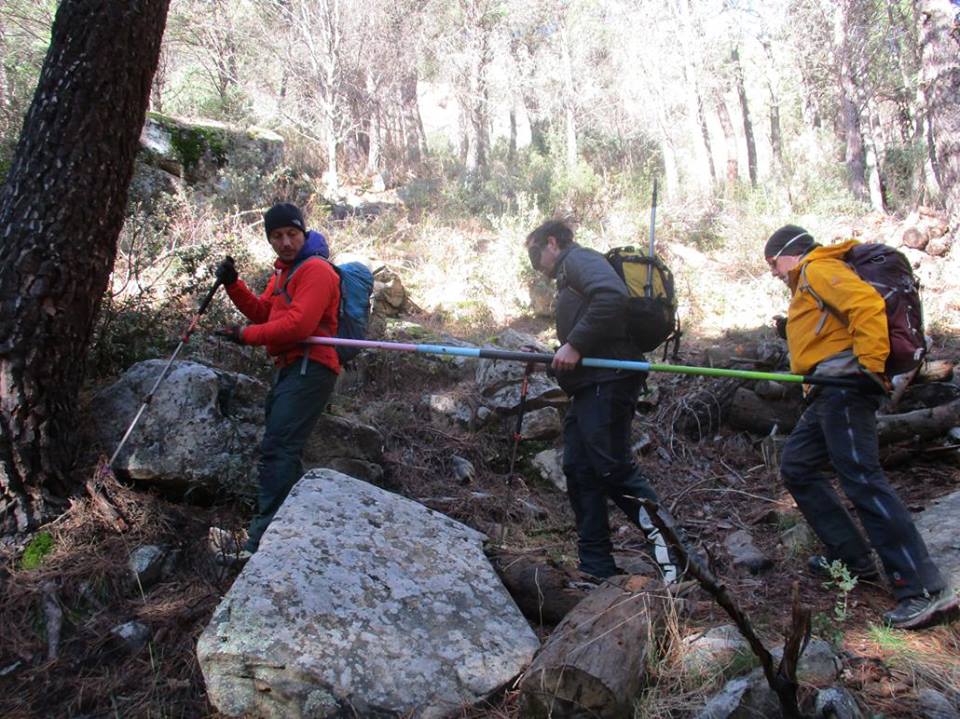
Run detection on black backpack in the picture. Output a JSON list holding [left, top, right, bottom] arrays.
[[799, 243, 926, 376], [605, 246, 680, 354]]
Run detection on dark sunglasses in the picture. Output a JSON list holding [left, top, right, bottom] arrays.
[[527, 242, 543, 269]]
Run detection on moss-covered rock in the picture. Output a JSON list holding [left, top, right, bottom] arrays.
[[139, 113, 283, 183]]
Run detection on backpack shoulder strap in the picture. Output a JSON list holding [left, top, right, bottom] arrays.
[[798, 261, 846, 333], [274, 255, 325, 303]]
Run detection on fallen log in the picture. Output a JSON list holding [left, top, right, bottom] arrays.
[[490, 553, 588, 626], [877, 397, 960, 444], [726, 386, 802, 435], [519, 575, 668, 718]]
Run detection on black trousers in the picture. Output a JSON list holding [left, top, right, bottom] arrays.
[[780, 387, 944, 599], [562, 374, 666, 579], [244, 360, 337, 552]]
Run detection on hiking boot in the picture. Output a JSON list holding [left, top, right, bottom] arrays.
[[883, 589, 960, 630], [808, 554, 879, 582]]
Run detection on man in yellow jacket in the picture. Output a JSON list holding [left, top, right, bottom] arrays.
[[766, 224, 956, 630]]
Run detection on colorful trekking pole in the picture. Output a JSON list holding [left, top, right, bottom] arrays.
[[108, 273, 226, 466], [305, 336, 862, 389], [507, 359, 537, 483]]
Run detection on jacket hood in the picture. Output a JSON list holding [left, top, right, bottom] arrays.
[[298, 230, 330, 261]]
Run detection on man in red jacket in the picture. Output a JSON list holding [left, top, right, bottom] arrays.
[[213, 203, 340, 559]]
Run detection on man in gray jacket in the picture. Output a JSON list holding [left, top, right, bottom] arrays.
[[526, 220, 677, 582]]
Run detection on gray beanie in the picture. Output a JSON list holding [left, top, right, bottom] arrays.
[[764, 225, 818, 259]]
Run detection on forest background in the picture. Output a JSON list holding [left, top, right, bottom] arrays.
[[0, 0, 956, 534], [0, 1, 958, 717]]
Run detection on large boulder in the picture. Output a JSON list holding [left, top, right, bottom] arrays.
[[914, 490, 960, 590], [197, 469, 540, 718], [91, 360, 267, 491]]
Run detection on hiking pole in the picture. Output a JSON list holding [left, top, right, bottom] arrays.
[[304, 336, 863, 389], [507, 359, 536, 482], [108, 275, 226, 466], [645, 178, 657, 298]]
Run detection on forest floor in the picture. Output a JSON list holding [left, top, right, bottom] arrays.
[[1, 322, 958, 719]]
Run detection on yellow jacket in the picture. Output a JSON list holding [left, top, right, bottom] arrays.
[[785, 240, 889, 375]]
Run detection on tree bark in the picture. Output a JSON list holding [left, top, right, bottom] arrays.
[[835, 0, 870, 202], [519, 575, 667, 718], [559, 18, 578, 170], [399, 71, 426, 164], [715, 91, 739, 189], [732, 47, 757, 187], [0, 0, 170, 533], [916, 0, 960, 239]]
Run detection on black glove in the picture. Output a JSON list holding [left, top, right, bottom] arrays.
[[773, 315, 788, 340], [213, 325, 244, 344], [215, 256, 238, 286], [856, 367, 892, 396]]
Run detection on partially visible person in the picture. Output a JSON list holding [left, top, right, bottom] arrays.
[[213, 202, 340, 560], [765, 224, 957, 629], [525, 219, 678, 583]]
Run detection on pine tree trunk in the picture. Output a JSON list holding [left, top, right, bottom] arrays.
[[715, 92, 739, 189], [835, 0, 870, 202], [732, 47, 758, 187], [0, 0, 170, 533], [916, 0, 960, 238]]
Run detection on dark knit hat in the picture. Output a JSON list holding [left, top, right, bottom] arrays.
[[263, 203, 306, 237], [764, 225, 817, 259]]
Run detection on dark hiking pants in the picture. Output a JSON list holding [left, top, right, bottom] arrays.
[[244, 360, 337, 552], [780, 387, 944, 599], [562, 375, 663, 578]]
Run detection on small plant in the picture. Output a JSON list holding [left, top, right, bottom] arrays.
[[812, 559, 858, 645], [20, 532, 54, 570]]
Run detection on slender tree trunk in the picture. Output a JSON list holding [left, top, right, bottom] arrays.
[[364, 70, 381, 176], [915, 0, 960, 235], [865, 106, 887, 212], [559, 19, 577, 170], [696, 89, 717, 186], [0, 0, 171, 533], [732, 47, 757, 187], [400, 72, 425, 163], [835, 0, 870, 202], [760, 40, 786, 176], [715, 91, 739, 188]]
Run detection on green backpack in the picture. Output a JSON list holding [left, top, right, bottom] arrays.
[[605, 246, 680, 354]]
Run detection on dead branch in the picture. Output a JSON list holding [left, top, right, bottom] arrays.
[[41, 581, 62, 661], [638, 499, 811, 719]]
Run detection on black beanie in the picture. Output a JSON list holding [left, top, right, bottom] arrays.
[[263, 203, 306, 237], [764, 224, 818, 259]]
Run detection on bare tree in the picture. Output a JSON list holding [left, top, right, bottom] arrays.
[[731, 46, 757, 187], [916, 0, 960, 234], [834, 0, 870, 202], [0, 0, 170, 532]]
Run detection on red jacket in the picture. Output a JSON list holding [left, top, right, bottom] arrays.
[[226, 257, 340, 372]]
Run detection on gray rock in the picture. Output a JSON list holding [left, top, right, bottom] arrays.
[[918, 688, 960, 719], [520, 407, 562, 440], [303, 413, 384, 468], [424, 392, 475, 427], [110, 621, 151, 652], [92, 360, 266, 492], [483, 376, 568, 413], [913, 490, 960, 590], [782, 522, 816, 555], [771, 638, 841, 685], [723, 530, 773, 574], [197, 469, 539, 719], [452, 455, 476, 484], [815, 687, 865, 719], [680, 625, 750, 674], [531, 449, 565, 492], [128, 545, 168, 590], [695, 668, 778, 719]]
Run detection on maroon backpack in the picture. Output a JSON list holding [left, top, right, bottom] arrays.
[[800, 243, 926, 376]]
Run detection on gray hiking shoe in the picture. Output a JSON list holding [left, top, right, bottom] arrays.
[[882, 589, 960, 630]]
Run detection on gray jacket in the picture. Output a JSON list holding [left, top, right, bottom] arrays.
[[554, 245, 639, 394]]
